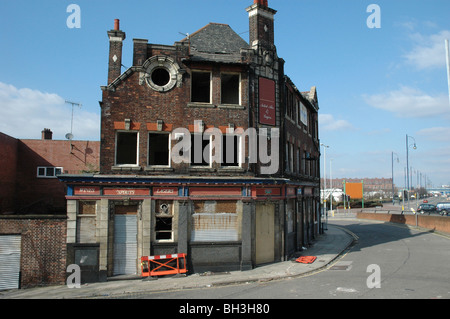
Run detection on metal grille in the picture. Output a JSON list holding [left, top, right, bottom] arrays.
[[0, 235, 21, 291], [113, 215, 137, 275], [191, 213, 238, 242]]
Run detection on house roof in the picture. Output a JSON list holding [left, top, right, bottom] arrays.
[[181, 23, 249, 64]]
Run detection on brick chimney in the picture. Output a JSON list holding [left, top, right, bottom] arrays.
[[107, 19, 126, 84], [247, 0, 276, 49], [41, 128, 53, 140]]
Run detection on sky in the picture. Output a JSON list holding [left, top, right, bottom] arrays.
[[0, 0, 449, 188]]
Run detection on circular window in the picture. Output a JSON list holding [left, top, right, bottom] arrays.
[[151, 68, 170, 87], [142, 56, 180, 92]]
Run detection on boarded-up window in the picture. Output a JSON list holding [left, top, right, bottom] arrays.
[[77, 201, 97, 243], [191, 201, 238, 242], [78, 201, 96, 215]]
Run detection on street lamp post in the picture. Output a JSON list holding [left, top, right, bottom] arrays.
[[406, 134, 417, 209], [321, 143, 329, 230], [392, 152, 399, 205]]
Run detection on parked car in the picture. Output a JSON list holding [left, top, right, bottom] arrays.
[[436, 202, 450, 216], [417, 203, 436, 214]]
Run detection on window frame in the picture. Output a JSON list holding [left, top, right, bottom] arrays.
[[147, 132, 171, 167], [220, 72, 241, 105], [221, 134, 242, 168], [154, 201, 174, 242], [114, 130, 139, 167], [37, 166, 63, 178], [191, 70, 212, 104], [190, 133, 212, 168]]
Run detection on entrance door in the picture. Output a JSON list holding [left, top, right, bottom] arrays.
[[113, 205, 138, 275], [255, 203, 275, 265]]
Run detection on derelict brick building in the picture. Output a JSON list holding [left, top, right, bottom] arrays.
[[60, 0, 321, 279]]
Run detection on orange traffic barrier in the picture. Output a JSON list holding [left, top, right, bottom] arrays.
[[295, 256, 317, 264], [141, 253, 187, 277]]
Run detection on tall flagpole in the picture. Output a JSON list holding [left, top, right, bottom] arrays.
[[446, 39, 450, 106]]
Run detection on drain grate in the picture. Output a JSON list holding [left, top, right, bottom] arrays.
[[328, 261, 353, 271]]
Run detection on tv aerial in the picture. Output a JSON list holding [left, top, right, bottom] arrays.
[[65, 100, 82, 153], [65, 100, 82, 140]]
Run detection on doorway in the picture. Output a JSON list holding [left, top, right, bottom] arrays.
[[255, 202, 275, 265], [113, 205, 138, 275]]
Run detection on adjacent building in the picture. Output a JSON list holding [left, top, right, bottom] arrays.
[[59, 0, 321, 279], [0, 130, 99, 289]]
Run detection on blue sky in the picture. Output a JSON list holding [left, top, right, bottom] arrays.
[[1, 0, 449, 187]]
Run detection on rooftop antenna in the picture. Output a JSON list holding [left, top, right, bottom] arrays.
[[179, 32, 190, 54], [65, 100, 82, 152]]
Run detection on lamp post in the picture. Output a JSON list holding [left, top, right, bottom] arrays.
[[392, 152, 399, 205], [321, 143, 329, 230], [406, 134, 417, 209]]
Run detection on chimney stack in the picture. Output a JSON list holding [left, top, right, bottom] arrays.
[[254, 0, 268, 6], [41, 128, 53, 140], [247, 0, 276, 49], [107, 19, 126, 84]]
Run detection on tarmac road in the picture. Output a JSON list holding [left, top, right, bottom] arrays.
[[128, 219, 450, 299]]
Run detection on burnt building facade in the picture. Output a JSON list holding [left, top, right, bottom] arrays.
[[60, 0, 321, 279]]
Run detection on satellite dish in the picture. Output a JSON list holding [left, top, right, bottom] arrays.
[[65, 133, 74, 140]]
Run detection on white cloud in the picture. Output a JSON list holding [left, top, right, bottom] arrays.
[[363, 86, 449, 118], [404, 30, 450, 70], [319, 114, 355, 131], [0, 82, 99, 140], [416, 126, 450, 142]]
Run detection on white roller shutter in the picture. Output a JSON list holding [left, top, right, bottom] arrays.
[[0, 235, 21, 290], [113, 215, 137, 275]]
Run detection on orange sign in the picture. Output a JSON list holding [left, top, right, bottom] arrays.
[[345, 182, 363, 199]]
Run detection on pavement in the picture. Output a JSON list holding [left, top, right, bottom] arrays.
[[0, 224, 356, 299]]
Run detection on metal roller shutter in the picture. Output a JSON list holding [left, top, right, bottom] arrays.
[[113, 215, 137, 275], [0, 235, 21, 290]]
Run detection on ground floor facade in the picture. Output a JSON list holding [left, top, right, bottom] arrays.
[[61, 175, 321, 280]]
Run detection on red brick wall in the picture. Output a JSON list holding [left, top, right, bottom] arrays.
[[100, 56, 250, 174], [0, 133, 18, 213], [0, 216, 67, 288], [15, 139, 99, 213], [357, 212, 450, 234]]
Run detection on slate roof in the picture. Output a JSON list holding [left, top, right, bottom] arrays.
[[181, 23, 249, 64]]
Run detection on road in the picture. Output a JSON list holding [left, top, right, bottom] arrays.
[[129, 219, 450, 300]]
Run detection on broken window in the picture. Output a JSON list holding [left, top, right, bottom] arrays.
[[148, 133, 170, 166], [190, 134, 210, 166], [191, 71, 211, 103], [221, 135, 240, 167], [116, 131, 138, 165], [155, 201, 173, 241], [221, 73, 240, 105]]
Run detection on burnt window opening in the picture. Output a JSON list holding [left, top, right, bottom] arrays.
[[148, 133, 170, 166], [155, 201, 173, 241], [116, 132, 138, 165], [190, 134, 210, 166], [221, 73, 240, 105], [155, 217, 173, 240], [222, 135, 239, 167], [191, 71, 211, 103], [151, 68, 170, 87]]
